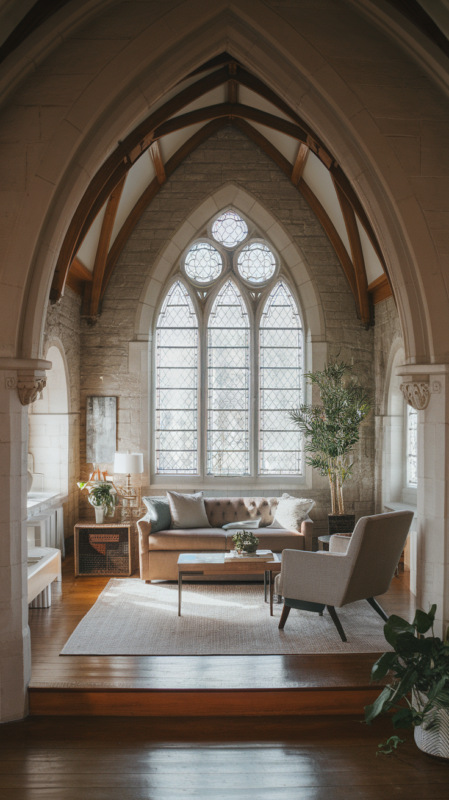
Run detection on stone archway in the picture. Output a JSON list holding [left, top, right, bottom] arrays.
[[1, 0, 449, 720]]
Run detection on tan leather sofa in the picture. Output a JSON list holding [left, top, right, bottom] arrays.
[[138, 496, 313, 581]]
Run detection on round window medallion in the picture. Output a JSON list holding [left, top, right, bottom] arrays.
[[212, 211, 248, 247], [237, 243, 276, 283], [184, 243, 223, 283]]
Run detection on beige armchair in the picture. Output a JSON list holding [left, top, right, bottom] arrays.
[[275, 510, 413, 642]]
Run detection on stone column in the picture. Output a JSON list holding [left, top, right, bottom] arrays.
[[0, 359, 50, 722], [397, 364, 449, 636]]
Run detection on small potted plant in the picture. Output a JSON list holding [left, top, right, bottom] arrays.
[[365, 605, 449, 758], [78, 471, 118, 523], [289, 361, 372, 535], [232, 531, 260, 555]]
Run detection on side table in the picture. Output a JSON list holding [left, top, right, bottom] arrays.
[[74, 522, 137, 576]]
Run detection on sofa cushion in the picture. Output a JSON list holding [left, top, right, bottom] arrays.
[[271, 495, 315, 530], [142, 496, 171, 533], [148, 528, 226, 551], [204, 497, 279, 528], [167, 490, 211, 529], [225, 529, 304, 552]]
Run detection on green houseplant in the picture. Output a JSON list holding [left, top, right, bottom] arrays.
[[78, 479, 118, 523], [232, 531, 260, 554], [365, 605, 449, 758], [289, 361, 371, 517]]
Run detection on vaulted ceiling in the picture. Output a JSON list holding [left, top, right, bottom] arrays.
[[51, 52, 395, 326]]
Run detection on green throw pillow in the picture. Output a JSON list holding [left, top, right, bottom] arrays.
[[142, 496, 171, 533]]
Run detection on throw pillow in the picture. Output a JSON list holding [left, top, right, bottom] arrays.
[[271, 494, 315, 530], [142, 496, 172, 533], [222, 519, 261, 530], [166, 490, 211, 529]]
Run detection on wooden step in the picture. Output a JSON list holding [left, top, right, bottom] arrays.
[[28, 686, 379, 716]]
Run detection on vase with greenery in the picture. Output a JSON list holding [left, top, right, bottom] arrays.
[[365, 605, 449, 758], [77, 479, 118, 523], [289, 361, 371, 516], [232, 531, 260, 554]]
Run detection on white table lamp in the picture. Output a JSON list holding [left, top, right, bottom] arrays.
[[113, 452, 144, 476], [113, 452, 144, 520]]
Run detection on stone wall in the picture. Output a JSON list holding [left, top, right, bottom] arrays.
[[79, 127, 375, 535]]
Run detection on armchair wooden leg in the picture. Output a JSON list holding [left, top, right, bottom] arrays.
[[278, 604, 291, 630], [326, 605, 347, 642], [366, 596, 389, 622]]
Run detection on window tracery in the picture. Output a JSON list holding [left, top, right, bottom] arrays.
[[154, 210, 303, 479], [211, 210, 248, 247]]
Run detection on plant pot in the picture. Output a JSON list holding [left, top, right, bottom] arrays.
[[95, 506, 105, 524], [328, 513, 355, 535], [413, 694, 449, 759]]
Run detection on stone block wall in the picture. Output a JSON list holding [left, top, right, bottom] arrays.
[[78, 127, 375, 535]]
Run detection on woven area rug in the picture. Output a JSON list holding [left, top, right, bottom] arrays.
[[60, 579, 392, 656]]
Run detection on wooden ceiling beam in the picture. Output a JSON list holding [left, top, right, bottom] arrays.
[[149, 141, 165, 184], [227, 119, 361, 313], [65, 271, 84, 297], [88, 176, 126, 318], [228, 61, 239, 104], [333, 179, 371, 326], [100, 119, 229, 304], [69, 257, 93, 282], [50, 66, 230, 302], [368, 273, 393, 304], [152, 103, 309, 143], [236, 67, 333, 167], [50, 62, 388, 315], [291, 143, 309, 186]]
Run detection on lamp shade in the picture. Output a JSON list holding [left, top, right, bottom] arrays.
[[113, 452, 144, 474]]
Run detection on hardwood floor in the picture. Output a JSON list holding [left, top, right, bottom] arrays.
[[28, 555, 417, 716], [0, 715, 447, 798]]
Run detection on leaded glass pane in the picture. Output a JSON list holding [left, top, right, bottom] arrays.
[[259, 281, 302, 475], [212, 210, 248, 247], [184, 242, 222, 283], [237, 242, 276, 284], [207, 281, 250, 475], [155, 281, 198, 474], [407, 405, 418, 486]]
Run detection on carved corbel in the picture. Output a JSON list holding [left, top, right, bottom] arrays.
[[400, 380, 430, 410], [17, 369, 47, 406]]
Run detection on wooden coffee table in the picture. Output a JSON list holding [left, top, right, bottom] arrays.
[[177, 553, 281, 617]]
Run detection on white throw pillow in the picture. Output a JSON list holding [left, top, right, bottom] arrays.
[[166, 491, 211, 529], [222, 519, 261, 530], [271, 494, 315, 530]]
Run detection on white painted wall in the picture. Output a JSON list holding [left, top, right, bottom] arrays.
[[28, 345, 69, 497]]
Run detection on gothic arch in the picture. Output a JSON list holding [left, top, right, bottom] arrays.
[[134, 183, 324, 345], [0, 1, 439, 369]]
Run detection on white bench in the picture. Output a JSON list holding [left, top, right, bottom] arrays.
[[28, 547, 61, 608]]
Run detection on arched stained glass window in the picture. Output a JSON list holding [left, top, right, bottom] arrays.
[[155, 281, 198, 474], [259, 281, 302, 475], [207, 281, 250, 475], [212, 210, 248, 247]]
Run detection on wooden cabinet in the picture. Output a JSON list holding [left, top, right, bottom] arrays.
[[74, 523, 137, 577]]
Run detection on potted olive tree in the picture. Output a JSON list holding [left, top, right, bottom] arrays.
[[289, 361, 371, 534], [365, 605, 449, 759]]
